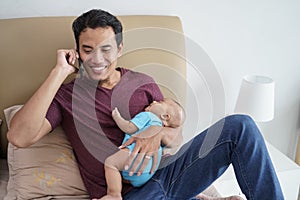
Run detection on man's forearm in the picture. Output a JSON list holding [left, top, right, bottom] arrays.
[[7, 49, 78, 147], [161, 126, 183, 148], [7, 67, 69, 147]]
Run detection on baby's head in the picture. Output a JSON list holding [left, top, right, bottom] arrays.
[[145, 98, 185, 128]]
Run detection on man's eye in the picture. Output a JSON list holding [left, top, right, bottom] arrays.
[[83, 50, 92, 53], [102, 47, 111, 52]]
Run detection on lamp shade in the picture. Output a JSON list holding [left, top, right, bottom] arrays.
[[234, 75, 275, 122]]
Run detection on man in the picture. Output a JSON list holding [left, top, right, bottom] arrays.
[[7, 9, 284, 199]]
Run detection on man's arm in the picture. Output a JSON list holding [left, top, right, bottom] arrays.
[[161, 126, 183, 148], [121, 125, 183, 149], [120, 125, 183, 175], [112, 107, 138, 134], [161, 126, 183, 155], [7, 49, 78, 147]]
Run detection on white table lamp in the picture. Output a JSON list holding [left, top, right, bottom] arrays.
[[234, 75, 275, 122]]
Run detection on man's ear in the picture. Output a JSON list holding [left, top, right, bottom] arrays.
[[74, 48, 86, 78], [75, 48, 82, 62], [117, 42, 123, 58]]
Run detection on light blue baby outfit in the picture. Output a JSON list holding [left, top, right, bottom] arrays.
[[121, 111, 163, 187]]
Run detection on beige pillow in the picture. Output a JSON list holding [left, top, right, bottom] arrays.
[[4, 105, 89, 199]]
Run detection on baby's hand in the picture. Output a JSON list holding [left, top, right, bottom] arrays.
[[112, 107, 121, 120]]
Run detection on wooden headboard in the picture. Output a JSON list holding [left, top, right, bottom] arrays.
[[0, 15, 186, 158]]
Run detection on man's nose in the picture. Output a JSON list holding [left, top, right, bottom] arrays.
[[91, 49, 105, 63]]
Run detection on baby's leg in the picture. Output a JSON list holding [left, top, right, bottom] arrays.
[[104, 148, 131, 198]]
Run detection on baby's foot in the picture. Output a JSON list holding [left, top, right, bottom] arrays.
[[196, 193, 244, 200]]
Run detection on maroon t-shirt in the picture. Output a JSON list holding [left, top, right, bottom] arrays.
[[46, 67, 163, 198]]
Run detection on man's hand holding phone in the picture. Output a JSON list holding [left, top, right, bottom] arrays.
[[55, 49, 79, 76]]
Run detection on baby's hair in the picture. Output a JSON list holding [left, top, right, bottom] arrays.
[[167, 98, 186, 127]]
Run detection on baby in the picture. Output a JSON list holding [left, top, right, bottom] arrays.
[[100, 98, 185, 200]]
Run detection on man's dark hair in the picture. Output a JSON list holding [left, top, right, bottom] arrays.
[[72, 9, 123, 52]]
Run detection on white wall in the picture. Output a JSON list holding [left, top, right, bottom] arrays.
[[1, 0, 299, 159]]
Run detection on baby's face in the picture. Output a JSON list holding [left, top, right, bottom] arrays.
[[145, 100, 166, 114], [145, 98, 175, 115], [146, 98, 184, 127]]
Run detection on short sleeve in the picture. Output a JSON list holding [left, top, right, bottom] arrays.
[[46, 98, 62, 131], [130, 112, 152, 130], [145, 79, 164, 103], [130, 112, 162, 131]]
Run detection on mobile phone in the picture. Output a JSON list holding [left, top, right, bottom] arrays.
[[65, 53, 80, 69]]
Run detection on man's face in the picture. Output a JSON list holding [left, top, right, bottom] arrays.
[[78, 27, 122, 81]]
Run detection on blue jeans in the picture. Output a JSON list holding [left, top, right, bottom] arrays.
[[123, 115, 284, 200]]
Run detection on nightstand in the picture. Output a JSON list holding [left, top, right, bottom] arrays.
[[213, 141, 300, 199]]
